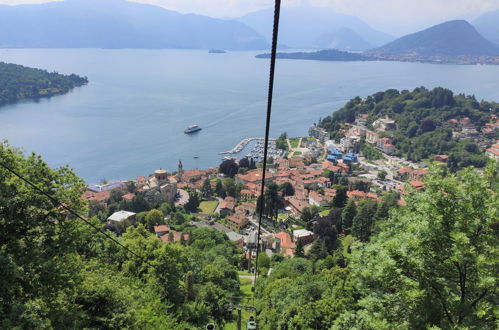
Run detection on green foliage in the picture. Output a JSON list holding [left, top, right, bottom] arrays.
[[184, 191, 201, 213], [344, 164, 499, 328], [0, 142, 246, 328], [144, 209, 164, 230], [0, 62, 88, 107], [276, 132, 288, 151]]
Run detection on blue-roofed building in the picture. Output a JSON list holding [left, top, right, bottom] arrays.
[[346, 153, 358, 162], [327, 148, 343, 158], [327, 155, 338, 162]]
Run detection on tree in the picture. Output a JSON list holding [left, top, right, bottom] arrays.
[[215, 179, 225, 198], [295, 240, 305, 258], [341, 200, 357, 233], [201, 178, 212, 198], [377, 170, 387, 181], [264, 183, 282, 220], [301, 206, 319, 222], [276, 132, 288, 151], [351, 200, 377, 242], [307, 239, 328, 262], [332, 186, 348, 208], [219, 159, 239, 177], [0, 142, 91, 327], [344, 165, 499, 328], [145, 209, 164, 231], [184, 192, 200, 213], [239, 158, 250, 169], [279, 182, 295, 196], [223, 178, 237, 198]]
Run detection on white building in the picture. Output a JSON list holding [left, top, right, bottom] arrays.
[[293, 229, 315, 244], [308, 124, 330, 144]]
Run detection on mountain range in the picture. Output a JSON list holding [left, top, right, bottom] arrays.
[[0, 0, 268, 50], [473, 10, 499, 46], [236, 4, 393, 51], [367, 20, 499, 57]]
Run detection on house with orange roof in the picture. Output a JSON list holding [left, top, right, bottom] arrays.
[[235, 170, 274, 185], [309, 191, 328, 206], [227, 214, 249, 232], [122, 193, 135, 201], [486, 143, 499, 160], [219, 197, 236, 217], [284, 196, 310, 215], [275, 232, 295, 257], [154, 225, 170, 237], [408, 181, 425, 190]]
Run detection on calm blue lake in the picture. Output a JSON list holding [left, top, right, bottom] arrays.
[[1, 48, 499, 183]]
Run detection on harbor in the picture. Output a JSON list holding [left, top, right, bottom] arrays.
[[219, 137, 283, 160]]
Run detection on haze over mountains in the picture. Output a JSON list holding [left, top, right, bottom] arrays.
[[236, 4, 394, 51], [0, 0, 268, 50], [473, 10, 499, 46]]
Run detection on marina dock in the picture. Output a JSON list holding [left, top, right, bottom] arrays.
[[219, 137, 276, 155]]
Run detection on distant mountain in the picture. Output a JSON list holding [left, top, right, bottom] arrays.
[[316, 28, 373, 51], [473, 10, 499, 46], [237, 4, 393, 49], [0, 0, 269, 50], [368, 20, 499, 57]]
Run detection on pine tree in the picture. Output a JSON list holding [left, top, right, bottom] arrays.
[[307, 239, 328, 262], [351, 200, 377, 242], [341, 200, 357, 233], [295, 239, 305, 258], [201, 178, 212, 198]]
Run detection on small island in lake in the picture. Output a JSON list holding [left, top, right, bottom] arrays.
[[208, 49, 227, 54], [0, 62, 88, 107]]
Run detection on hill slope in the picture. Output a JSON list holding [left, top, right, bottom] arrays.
[[316, 27, 373, 51], [473, 10, 499, 46], [368, 20, 499, 57], [237, 4, 392, 49], [0, 0, 268, 50]]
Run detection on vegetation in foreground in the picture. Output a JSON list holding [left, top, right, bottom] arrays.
[[1, 141, 497, 329]]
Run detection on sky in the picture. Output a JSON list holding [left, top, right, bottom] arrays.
[[1, 0, 498, 35]]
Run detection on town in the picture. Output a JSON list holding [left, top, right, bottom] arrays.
[[82, 108, 499, 266]]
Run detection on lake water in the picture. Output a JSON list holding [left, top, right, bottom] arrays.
[[1, 48, 499, 183]]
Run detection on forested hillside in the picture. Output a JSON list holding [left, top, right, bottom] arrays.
[[320, 87, 499, 169], [1, 141, 497, 329], [0, 62, 88, 107]]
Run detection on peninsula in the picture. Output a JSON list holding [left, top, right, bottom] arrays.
[[0, 62, 88, 107]]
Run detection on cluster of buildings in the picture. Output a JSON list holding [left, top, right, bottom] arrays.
[[336, 115, 397, 155], [447, 115, 499, 155]]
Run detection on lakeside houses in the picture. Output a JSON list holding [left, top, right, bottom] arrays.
[[308, 124, 330, 143]]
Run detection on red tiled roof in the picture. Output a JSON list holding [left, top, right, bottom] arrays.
[[409, 181, 425, 189], [81, 190, 111, 202], [154, 225, 170, 233], [122, 193, 135, 201], [397, 168, 413, 174]]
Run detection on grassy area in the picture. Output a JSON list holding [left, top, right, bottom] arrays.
[[199, 200, 218, 214], [238, 270, 254, 276], [319, 209, 330, 216], [293, 151, 302, 156], [289, 137, 300, 148]]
